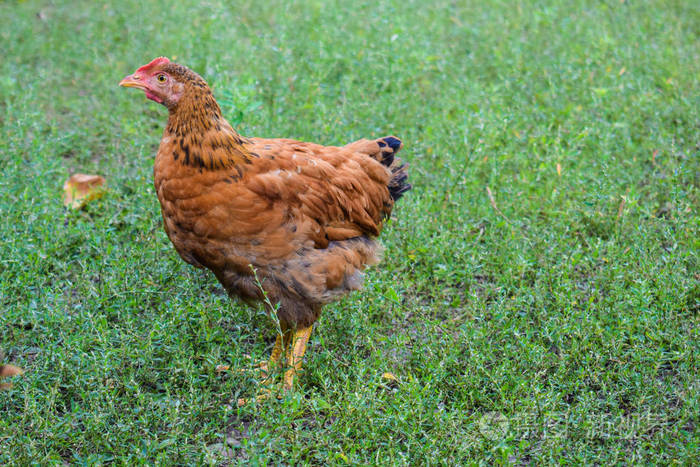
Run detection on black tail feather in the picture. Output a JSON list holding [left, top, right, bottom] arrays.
[[373, 136, 412, 201], [388, 176, 411, 201], [387, 163, 411, 201]]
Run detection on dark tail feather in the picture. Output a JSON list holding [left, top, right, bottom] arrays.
[[388, 163, 411, 201], [377, 136, 411, 201]]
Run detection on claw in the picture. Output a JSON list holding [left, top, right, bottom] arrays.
[[229, 325, 314, 407]]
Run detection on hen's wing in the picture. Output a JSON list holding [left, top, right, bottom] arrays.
[[244, 136, 405, 248]]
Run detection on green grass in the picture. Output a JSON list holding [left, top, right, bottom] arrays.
[[1, 0, 698, 464]]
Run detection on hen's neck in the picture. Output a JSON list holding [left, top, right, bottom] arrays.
[[164, 87, 252, 170]]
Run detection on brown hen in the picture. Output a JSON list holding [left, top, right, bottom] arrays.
[[120, 57, 410, 404]]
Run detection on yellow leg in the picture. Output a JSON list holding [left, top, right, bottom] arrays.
[[283, 325, 313, 391], [263, 331, 288, 373], [268, 333, 284, 366], [236, 325, 312, 407]]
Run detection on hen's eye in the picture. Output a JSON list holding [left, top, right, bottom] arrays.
[[156, 74, 167, 83]]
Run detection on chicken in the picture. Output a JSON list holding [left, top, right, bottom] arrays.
[[120, 57, 410, 404]]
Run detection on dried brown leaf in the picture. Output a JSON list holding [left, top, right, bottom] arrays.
[[0, 364, 24, 378], [0, 364, 24, 390], [63, 173, 106, 209]]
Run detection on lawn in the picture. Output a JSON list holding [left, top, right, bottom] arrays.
[[1, 0, 698, 464]]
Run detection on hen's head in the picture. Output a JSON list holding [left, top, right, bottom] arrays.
[[120, 57, 208, 110]]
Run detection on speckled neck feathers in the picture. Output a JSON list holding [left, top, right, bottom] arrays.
[[162, 64, 252, 170]]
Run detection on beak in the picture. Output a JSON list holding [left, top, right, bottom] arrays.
[[119, 74, 146, 89]]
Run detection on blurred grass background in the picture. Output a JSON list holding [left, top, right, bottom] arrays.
[[0, 0, 698, 464]]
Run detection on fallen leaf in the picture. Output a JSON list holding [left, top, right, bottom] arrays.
[[556, 163, 562, 176], [0, 364, 24, 378], [0, 364, 24, 391], [63, 173, 106, 209], [382, 371, 399, 383]]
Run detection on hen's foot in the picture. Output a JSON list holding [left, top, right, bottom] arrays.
[[236, 325, 313, 406]]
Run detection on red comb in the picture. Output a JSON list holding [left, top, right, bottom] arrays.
[[136, 57, 170, 73]]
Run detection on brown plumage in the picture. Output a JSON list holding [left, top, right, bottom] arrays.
[[120, 57, 410, 402]]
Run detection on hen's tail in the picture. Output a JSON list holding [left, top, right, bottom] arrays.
[[377, 136, 411, 201], [345, 135, 412, 201]]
